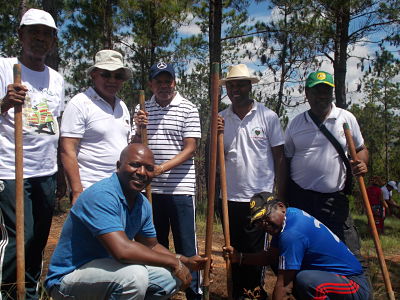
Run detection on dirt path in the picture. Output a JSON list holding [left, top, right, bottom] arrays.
[[42, 211, 399, 299]]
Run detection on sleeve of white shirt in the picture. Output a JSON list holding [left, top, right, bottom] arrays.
[[60, 100, 86, 138], [183, 105, 201, 139], [284, 121, 295, 158], [348, 112, 364, 149], [267, 111, 284, 147], [131, 103, 140, 136]]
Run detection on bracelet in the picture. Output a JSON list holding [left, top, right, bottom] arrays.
[[159, 164, 165, 174], [239, 252, 244, 266], [172, 257, 183, 276]]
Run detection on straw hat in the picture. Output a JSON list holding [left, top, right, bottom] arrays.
[[220, 64, 259, 85], [87, 50, 132, 79]]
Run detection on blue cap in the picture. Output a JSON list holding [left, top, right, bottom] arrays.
[[149, 62, 175, 80]]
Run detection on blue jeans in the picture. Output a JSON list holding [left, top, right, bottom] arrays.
[[49, 258, 180, 300], [151, 194, 201, 300]]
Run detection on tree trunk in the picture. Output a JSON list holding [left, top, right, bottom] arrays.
[[209, 0, 222, 93], [42, 0, 61, 70], [333, 4, 350, 109], [103, 0, 113, 49]]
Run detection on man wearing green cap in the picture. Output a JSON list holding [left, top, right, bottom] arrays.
[[284, 71, 368, 259]]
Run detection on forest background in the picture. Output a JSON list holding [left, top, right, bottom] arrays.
[[1, 0, 399, 207]]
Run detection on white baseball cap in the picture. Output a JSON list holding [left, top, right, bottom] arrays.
[[20, 8, 58, 30], [388, 181, 398, 191]]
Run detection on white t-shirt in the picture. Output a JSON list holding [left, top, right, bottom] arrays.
[[285, 104, 364, 193], [381, 186, 391, 201], [219, 101, 284, 202], [61, 87, 131, 189], [0, 57, 64, 179], [132, 92, 201, 195]]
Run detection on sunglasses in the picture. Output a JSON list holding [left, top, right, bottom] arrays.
[[99, 71, 126, 81]]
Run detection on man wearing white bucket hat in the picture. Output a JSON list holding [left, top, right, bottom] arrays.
[[60, 49, 132, 204], [0, 8, 64, 299], [381, 180, 400, 218], [218, 64, 286, 299]]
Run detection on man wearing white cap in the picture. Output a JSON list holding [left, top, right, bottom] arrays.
[[60, 49, 132, 204], [218, 64, 286, 300], [381, 181, 400, 218], [0, 8, 64, 299]]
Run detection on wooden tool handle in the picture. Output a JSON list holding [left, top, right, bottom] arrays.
[[14, 63, 26, 300], [343, 123, 395, 300]]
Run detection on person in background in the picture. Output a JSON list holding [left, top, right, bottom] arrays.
[[381, 180, 400, 218], [0, 8, 64, 299], [60, 49, 132, 204], [366, 176, 387, 234]]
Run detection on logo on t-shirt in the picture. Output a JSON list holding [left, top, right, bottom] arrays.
[[23, 96, 57, 135], [251, 127, 265, 140]]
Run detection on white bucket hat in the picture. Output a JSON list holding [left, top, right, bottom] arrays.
[[20, 8, 58, 30], [87, 50, 132, 79], [388, 181, 398, 191], [220, 64, 259, 85]]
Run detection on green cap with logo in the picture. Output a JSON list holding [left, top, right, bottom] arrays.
[[306, 71, 335, 88]]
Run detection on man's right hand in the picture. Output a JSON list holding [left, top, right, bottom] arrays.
[[217, 115, 224, 132], [134, 110, 149, 127], [1, 83, 28, 113], [172, 258, 192, 290], [222, 245, 240, 263]]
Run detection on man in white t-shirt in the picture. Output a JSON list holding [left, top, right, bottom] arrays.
[[132, 62, 202, 300], [381, 181, 400, 218], [285, 70, 368, 263], [60, 50, 132, 204], [0, 8, 64, 299], [218, 64, 286, 300]]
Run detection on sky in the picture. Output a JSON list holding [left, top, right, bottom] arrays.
[[177, 1, 399, 120]]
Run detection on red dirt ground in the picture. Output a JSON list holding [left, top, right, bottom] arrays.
[[42, 211, 399, 299]]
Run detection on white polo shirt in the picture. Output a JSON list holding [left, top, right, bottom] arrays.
[[61, 87, 131, 189], [285, 103, 364, 193], [220, 101, 284, 202]]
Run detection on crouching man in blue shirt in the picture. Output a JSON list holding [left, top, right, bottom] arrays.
[[223, 192, 371, 300], [45, 143, 207, 299]]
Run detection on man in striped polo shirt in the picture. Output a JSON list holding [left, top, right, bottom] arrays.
[[133, 62, 202, 300]]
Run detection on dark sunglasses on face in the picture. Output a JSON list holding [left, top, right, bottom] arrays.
[[99, 71, 126, 81]]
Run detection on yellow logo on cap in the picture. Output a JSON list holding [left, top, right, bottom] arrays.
[[317, 72, 326, 80], [250, 200, 256, 209], [267, 196, 274, 201]]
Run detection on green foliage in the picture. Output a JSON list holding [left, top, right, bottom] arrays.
[[351, 49, 400, 180]]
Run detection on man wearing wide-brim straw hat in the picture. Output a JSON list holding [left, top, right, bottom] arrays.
[[60, 49, 132, 204], [218, 63, 287, 300]]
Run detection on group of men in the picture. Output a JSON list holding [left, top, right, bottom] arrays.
[[0, 7, 373, 300]]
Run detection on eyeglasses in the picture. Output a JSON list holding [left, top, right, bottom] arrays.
[[99, 71, 126, 81]]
